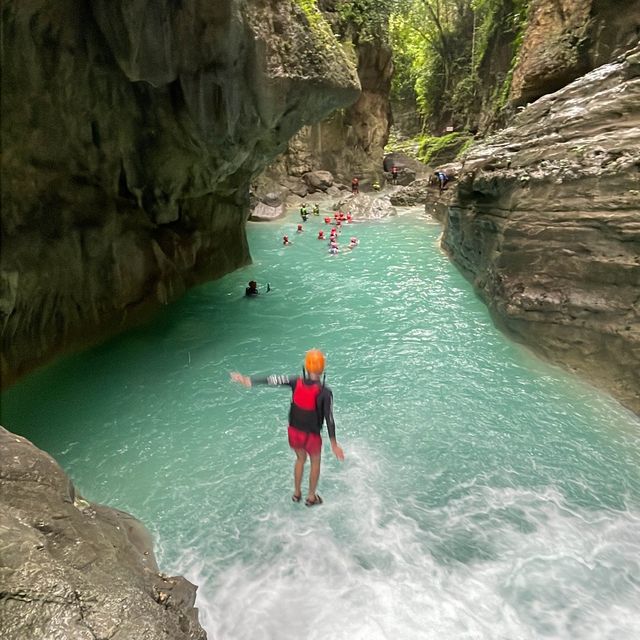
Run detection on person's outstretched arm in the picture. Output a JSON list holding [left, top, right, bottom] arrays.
[[230, 373, 297, 389], [319, 388, 344, 460]]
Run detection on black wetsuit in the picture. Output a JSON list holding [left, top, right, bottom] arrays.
[[245, 287, 258, 296], [249, 375, 336, 439]]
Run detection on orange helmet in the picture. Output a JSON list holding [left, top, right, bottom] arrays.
[[304, 349, 325, 374]]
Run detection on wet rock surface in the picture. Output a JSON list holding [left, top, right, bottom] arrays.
[[0, 426, 206, 640], [1, 0, 360, 385], [511, 0, 640, 105], [443, 46, 640, 414]]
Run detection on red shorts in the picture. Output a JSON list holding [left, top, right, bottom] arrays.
[[288, 426, 322, 456]]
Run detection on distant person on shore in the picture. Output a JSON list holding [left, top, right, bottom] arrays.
[[391, 165, 398, 185], [245, 280, 270, 296], [351, 177, 359, 195], [434, 170, 449, 192], [230, 350, 344, 506]]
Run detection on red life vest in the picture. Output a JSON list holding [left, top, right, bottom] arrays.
[[289, 378, 322, 433]]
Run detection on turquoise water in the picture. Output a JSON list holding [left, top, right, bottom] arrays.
[[2, 208, 639, 639]]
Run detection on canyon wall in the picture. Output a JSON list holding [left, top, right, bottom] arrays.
[[0, 0, 360, 386], [439, 46, 640, 414], [510, 0, 640, 106], [275, 40, 393, 184]]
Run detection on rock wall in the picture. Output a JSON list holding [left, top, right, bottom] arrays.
[[263, 36, 393, 194], [510, 0, 640, 105], [0, 0, 360, 386], [441, 46, 640, 414], [0, 426, 206, 639]]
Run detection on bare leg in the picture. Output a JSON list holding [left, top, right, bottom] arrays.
[[307, 453, 321, 501], [293, 449, 307, 499]]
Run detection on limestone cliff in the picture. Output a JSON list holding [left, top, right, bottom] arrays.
[[0, 0, 360, 386], [510, 0, 640, 106], [0, 426, 206, 639], [278, 40, 393, 184], [438, 46, 640, 414]]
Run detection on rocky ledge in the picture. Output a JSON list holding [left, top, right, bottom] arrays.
[[0, 426, 206, 640], [440, 46, 640, 415]]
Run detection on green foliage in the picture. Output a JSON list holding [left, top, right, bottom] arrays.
[[384, 131, 423, 159], [417, 131, 472, 165], [455, 135, 475, 158], [293, 0, 346, 53], [335, 0, 393, 43], [388, 0, 530, 132]]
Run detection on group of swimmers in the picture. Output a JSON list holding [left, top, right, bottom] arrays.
[[283, 207, 358, 255]]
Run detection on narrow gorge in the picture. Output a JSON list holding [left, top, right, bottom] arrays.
[[1, 1, 639, 639]]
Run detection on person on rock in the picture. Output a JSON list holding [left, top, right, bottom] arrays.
[[351, 177, 359, 195], [391, 165, 398, 185], [230, 350, 344, 506], [434, 170, 449, 192]]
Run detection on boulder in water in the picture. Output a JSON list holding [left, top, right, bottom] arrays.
[[251, 202, 285, 221], [303, 170, 335, 192], [332, 193, 396, 218]]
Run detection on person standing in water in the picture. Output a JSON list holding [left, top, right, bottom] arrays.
[[230, 349, 344, 506]]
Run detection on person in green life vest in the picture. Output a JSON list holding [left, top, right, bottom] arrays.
[[230, 349, 345, 506], [312, 203, 320, 216], [300, 203, 309, 221]]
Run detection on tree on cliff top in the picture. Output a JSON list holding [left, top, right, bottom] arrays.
[[389, 0, 529, 134]]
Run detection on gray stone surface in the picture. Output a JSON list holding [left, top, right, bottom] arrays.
[[303, 170, 335, 192], [332, 193, 396, 219], [442, 46, 640, 414], [1, 0, 360, 386], [389, 179, 433, 206], [0, 426, 206, 640], [250, 202, 285, 222]]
